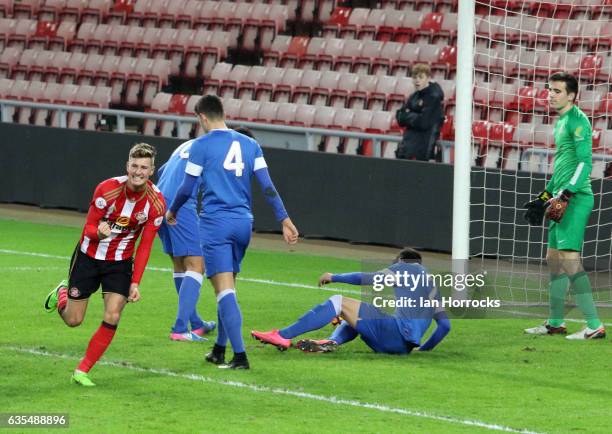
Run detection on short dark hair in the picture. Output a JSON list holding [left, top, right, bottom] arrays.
[[234, 127, 254, 139], [195, 95, 224, 120], [396, 247, 422, 264], [549, 72, 579, 102]]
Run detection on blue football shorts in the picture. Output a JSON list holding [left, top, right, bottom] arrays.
[[158, 206, 202, 257], [356, 302, 414, 355], [199, 216, 252, 278]]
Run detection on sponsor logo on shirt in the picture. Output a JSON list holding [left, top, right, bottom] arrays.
[[116, 216, 130, 227], [574, 126, 584, 140], [134, 211, 147, 224]]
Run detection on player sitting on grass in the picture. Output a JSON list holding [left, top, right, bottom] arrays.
[[44, 143, 166, 386], [252, 248, 451, 354], [523, 72, 605, 340]]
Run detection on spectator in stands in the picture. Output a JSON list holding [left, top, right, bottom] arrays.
[[395, 64, 444, 161]]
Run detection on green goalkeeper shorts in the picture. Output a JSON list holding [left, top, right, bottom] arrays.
[[547, 192, 594, 251]]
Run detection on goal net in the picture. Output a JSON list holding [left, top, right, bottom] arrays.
[[466, 0, 612, 315]]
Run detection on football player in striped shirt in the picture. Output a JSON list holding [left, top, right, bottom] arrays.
[[44, 143, 166, 386]]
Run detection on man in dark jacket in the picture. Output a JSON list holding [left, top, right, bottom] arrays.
[[395, 64, 445, 161]]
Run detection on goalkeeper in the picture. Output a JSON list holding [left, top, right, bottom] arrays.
[[523, 72, 605, 340]]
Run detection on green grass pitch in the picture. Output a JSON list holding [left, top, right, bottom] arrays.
[[0, 218, 610, 433]]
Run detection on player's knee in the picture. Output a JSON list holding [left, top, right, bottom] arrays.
[[65, 316, 84, 327], [184, 257, 204, 274], [103, 311, 121, 325]]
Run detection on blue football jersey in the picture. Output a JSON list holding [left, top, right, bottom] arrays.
[[186, 129, 265, 219], [387, 261, 440, 345], [157, 139, 199, 210]]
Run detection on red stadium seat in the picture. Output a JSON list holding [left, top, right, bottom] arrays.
[[579, 55, 604, 80], [323, 7, 351, 38], [415, 12, 443, 42]]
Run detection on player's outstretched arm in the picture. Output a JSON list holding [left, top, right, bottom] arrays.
[[418, 312, 451, 351], [166, 173, 198, 225], [320, 272, 377, 286]]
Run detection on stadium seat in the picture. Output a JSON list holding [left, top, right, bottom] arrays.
[[293, 69, 322, 104], [369, 75, 398, 110], [256, 101, 278, 123], [416, 12, 443, 43], [322, 7, 351, 37], [359, 9, 386, 40], [222, 98, 241, 120], [274, 102, 297, 125], [354, 40, 383, 75], [236, 99, 260, 122], [341, 8, 369, 39], [349, 74, 378, 109], [273, 68, 303, 102], [293, 104, 317, 127], [579, 55, 604, 80]]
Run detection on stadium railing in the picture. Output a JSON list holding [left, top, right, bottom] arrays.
[[0, 98, 402, 157]]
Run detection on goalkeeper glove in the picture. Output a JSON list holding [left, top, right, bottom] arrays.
[[523, 191, 552, 225], [545, 189, 573, 223]]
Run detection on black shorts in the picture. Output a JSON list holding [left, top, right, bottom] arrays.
[[67, 246, 133, 300]]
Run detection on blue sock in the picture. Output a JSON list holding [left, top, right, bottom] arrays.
[[217, 290, 244, 353], [279, 296, 341, 339], [172, 272, 203, 334], [215, 308, 228, 347], [189, 310, 205, 331], [329, 321, 358, 345], [173, 272, 184, 295]]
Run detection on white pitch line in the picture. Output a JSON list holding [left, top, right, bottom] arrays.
[[1, 249, 610, 325], [2, 345, 542, 434], [0, 266, 65, 271], [0, 249, 360, 295]]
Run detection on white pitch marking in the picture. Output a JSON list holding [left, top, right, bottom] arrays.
[[2, 346, 543, 434]]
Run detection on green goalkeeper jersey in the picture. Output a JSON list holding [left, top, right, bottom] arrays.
[[546, 105, 593, 196]]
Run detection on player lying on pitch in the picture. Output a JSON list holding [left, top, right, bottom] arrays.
[[252, 248, 451, 354]]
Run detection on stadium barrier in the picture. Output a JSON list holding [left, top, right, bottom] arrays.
[[1, 122, 610, 267], [0, 99, 401, 156]]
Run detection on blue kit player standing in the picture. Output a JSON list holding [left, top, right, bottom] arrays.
[[252, 248, 451, 354], [157, 139, 216, 342], [166, 95, 299, 369]]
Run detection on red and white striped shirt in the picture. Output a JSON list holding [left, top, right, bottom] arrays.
[[79, 176, 166, 284]]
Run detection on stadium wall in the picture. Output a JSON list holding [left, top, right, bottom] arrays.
[[1, 124, 610, 263]]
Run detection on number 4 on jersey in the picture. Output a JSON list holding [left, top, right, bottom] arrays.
[[223, 141, 245, 177]]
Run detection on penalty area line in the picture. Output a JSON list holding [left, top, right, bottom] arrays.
[[2, 345, 542, 434]]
